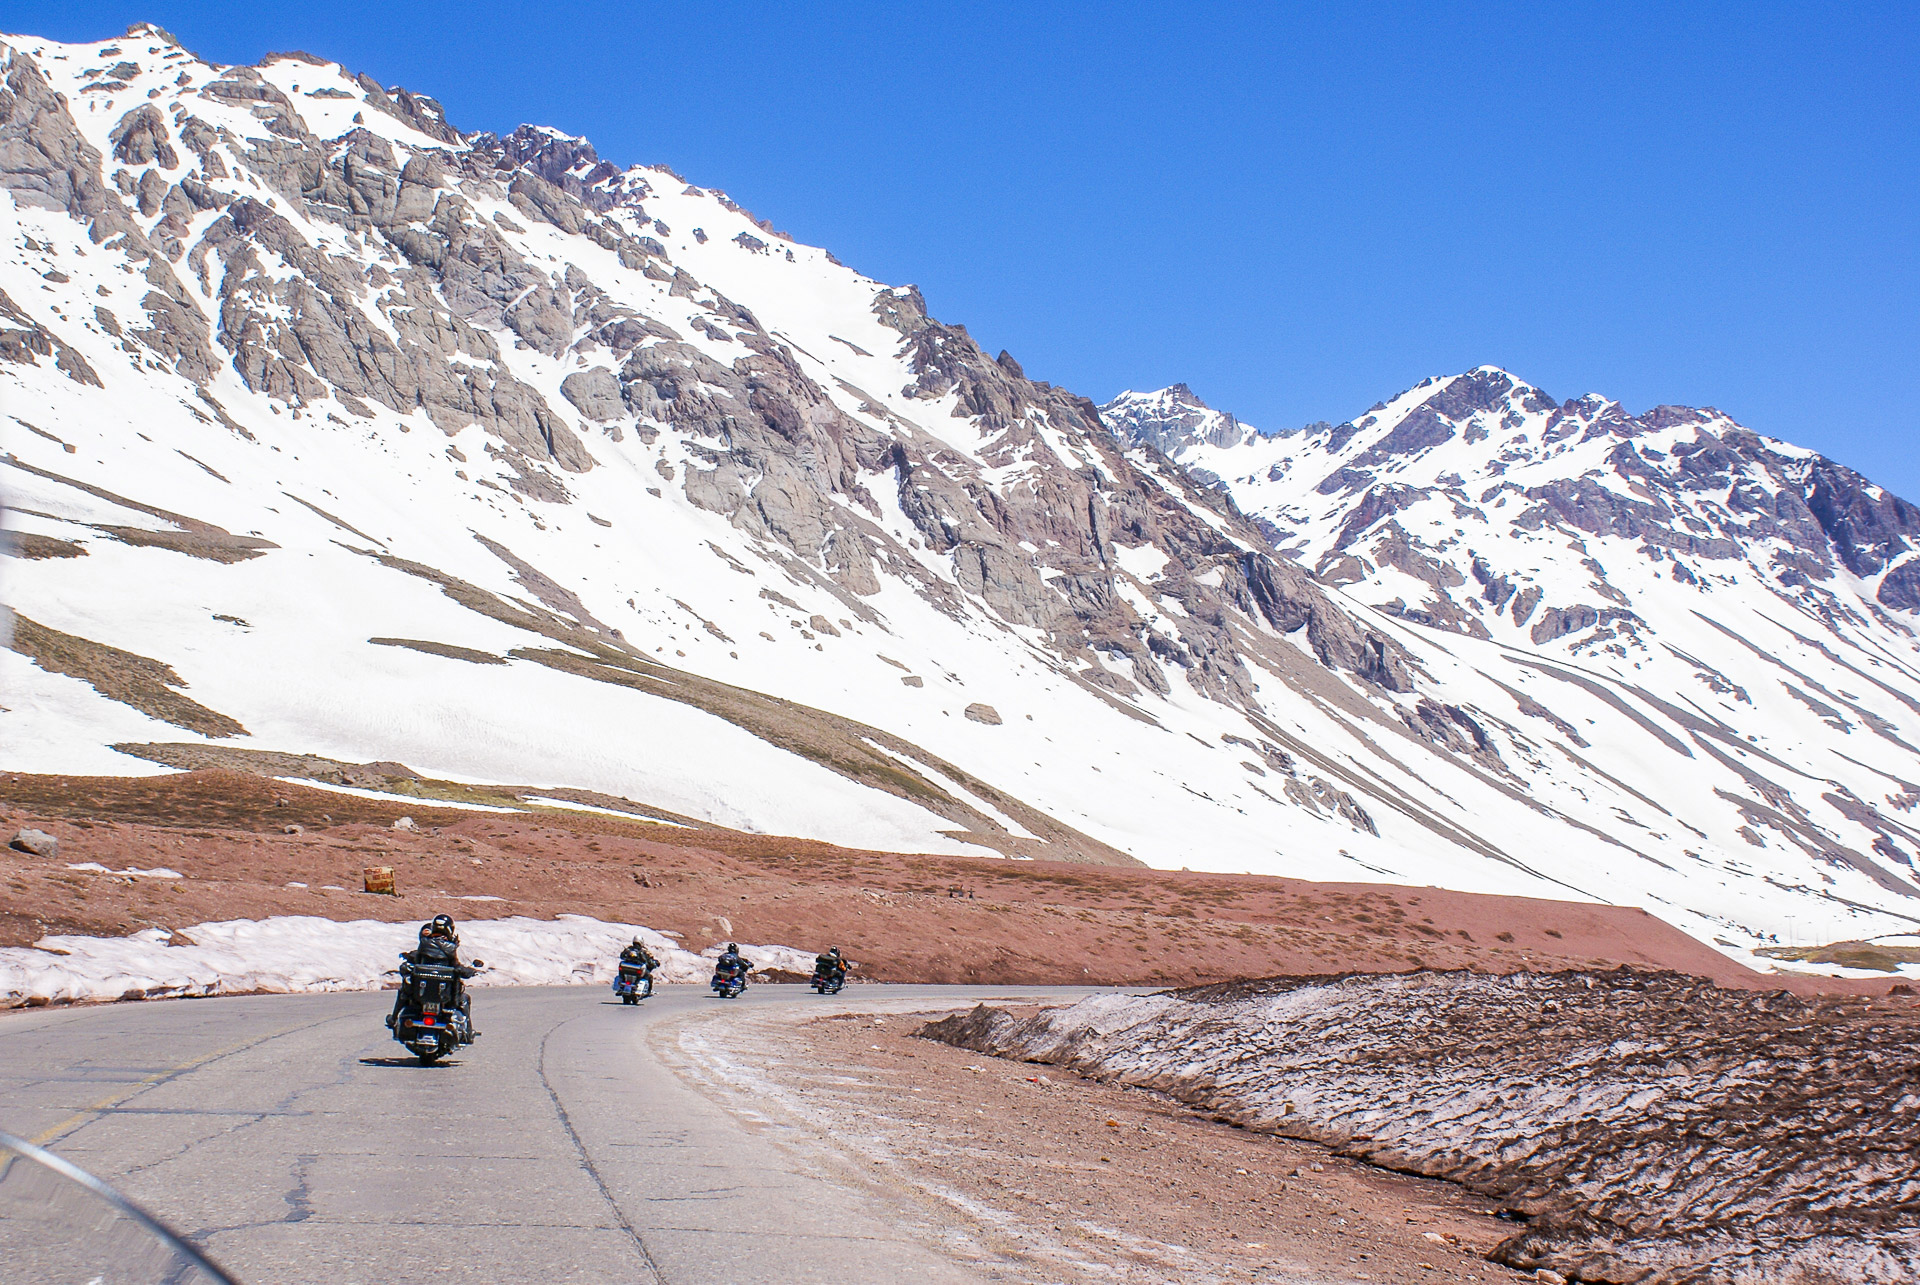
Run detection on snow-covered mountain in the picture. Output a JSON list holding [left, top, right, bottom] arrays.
[[1103, 369, 1920, 941], [4, 25, 1916, 964]]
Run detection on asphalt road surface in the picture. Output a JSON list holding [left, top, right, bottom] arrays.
[[0, 982, 1093, 1283]]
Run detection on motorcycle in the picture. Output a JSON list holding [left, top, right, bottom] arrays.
[[810, 967, 845, 995], [613, 961, 654, 1004], [710, 963, 749, 999], [0, 1130, 239, 1283], [390, 952, 484, 1063]]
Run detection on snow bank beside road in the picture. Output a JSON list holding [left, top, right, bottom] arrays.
[[0, 915, 822, 1007]]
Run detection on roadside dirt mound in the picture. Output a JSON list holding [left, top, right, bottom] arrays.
[[0, 769, 1891, 992], [669, 1000, 1534, 1283], [922, 972, 1920, 1283]]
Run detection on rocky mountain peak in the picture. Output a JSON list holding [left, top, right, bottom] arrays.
[[123, 22, 181, 47], [1099, 383, 1253, 457], [1125, 364, 1920, 636]]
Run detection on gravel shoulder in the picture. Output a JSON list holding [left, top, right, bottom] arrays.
[[657, 994, 1531, 1285]]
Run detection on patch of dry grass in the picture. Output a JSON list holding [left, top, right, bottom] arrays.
[[9, 615, 245, 737], [1756, 940, 1920, 973], [93, 525, 274, 563], [365, 549, 1136, 865], [368, 637, 507, 664], [7, 533, 87, 559]]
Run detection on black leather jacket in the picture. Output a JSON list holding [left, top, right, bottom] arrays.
[[407, 935, 477, 978]]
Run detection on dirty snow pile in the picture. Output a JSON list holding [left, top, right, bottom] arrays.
[[0, 915, 821, 1006], [923, 971, 1920, 1284]]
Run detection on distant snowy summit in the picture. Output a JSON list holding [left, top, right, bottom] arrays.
[[1101, 370, 1920, 923], [1099, 384, 1266, 458], [1103, 365, 1920, 642]]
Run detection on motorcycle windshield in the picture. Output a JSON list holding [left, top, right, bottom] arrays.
[[0, 1132, 238, 1283]]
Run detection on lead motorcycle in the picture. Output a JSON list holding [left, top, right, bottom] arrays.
[[810, 964, 846, 995], [390, 952, 485, 1063], [710, 960, 749, 999], [612, 960, 654, 1004]]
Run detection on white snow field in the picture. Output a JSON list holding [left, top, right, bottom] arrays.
[[0, 913, 819, 1006], [1, 26, 1916, 971]]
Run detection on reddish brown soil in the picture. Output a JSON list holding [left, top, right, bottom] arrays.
[[0, 770, 1893, 994]]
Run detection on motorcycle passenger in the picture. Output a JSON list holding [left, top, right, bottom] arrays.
[[389, 915, 479, 1035], [813, 947, 847, 985]]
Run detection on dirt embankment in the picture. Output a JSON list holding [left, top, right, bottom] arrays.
[[0, 769, 1891, 994], [667, 1000, 1530, 1284], [922, 973, 1920, 1284]]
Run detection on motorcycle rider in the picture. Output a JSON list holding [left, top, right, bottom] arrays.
[[619, 938, 659, 973], [389, 914, 479, 1037], [813, 946, 847, 985], [617, 937, 658, 997], [712, 942, 752, 988]]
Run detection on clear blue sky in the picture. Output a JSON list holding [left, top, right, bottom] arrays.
[[10, 2, 1918, 493]]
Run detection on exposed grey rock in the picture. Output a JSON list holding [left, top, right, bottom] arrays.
[[1471, 555, 1517, 608], [470, 124, 634, 212], [9, 828, 58, 858], [0, 42, 216, 383], [1805, 458, 1920, 577], [108, 104, 177, 167], [964, 702, 1002, 725], [1879, 560, 1920, 612], [1348, 405, 1454, 469], [0, 287, 100, 386], [560, 367, 623, 421], [1404, 697, 1503, 769], [1531, 605, 1601, 644]]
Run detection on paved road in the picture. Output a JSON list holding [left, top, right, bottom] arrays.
[[0, 983, 1088, 1283]]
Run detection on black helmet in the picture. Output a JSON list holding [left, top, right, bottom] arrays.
[[726, 942, 738, 952], [417, 922, 434, 938], [430, 914, 456, 938], [829, 946, 842, 957]]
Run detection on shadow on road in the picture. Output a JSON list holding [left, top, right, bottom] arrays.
[[357, 1056, 462, 1068]]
